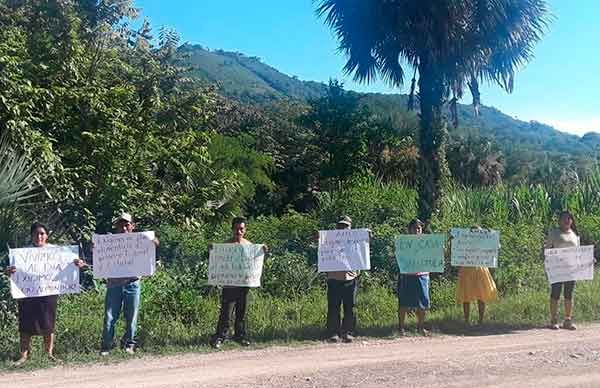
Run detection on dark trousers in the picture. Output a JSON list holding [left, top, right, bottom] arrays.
[[214, 287, 249, 339], [326, 278, 358, 336]]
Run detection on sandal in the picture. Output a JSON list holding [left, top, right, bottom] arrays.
[[12, 356, 28, 367], [562, 319, 577, 330]]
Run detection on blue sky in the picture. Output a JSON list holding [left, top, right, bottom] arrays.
[[134, 0, 599, 136]]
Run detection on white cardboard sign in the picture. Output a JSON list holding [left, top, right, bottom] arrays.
[[544, 245, 595, 284], [9, 245, 80, 299], [208, 243, 265, 287], [318, 229, 370, 272], [92, 231, 156, 278]]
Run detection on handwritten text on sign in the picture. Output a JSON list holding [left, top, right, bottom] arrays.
[[450, 228, 500, 268], [9, 245, 80, 299], [208, 244, 265, 287], [318, 229, 370, 272], [92, 232, 156, 278], [395, 234, 446, 273], [545, 245, 595, 284]]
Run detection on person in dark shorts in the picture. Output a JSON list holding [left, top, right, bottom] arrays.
[[545, 211, 580, 330]]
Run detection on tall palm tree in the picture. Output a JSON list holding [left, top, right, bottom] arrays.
[[317, 0, 550, 222]]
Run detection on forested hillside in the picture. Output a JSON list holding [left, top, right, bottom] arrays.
[[182, 45, 600, 182], [180, 44, 326, 103]]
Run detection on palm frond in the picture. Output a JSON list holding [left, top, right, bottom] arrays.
[[0, 136, 38, 208], [316, 0, 551, 96]]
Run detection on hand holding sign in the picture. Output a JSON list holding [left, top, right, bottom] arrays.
[[450, 228, 500, 268], [208, 243, 265, 287], [92, 231, 156, 278], [395, 234, 446, 273], [9, 245, 80, 299], [545, 246, 595, 284], [317, 229, 370, 272]]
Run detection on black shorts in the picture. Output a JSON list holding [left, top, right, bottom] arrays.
[[550, 281, 575, 300]]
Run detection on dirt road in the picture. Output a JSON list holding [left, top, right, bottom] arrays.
[[4, 324, 600, 388]]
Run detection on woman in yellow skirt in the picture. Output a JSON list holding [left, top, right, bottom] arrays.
[[455, 226, 498, 325], [456, 266, 497, 325]]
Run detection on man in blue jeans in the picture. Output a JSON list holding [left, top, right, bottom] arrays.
[[99, 212, 158, 356]]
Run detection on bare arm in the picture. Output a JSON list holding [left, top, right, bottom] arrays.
[[4, 266, 16, 276]]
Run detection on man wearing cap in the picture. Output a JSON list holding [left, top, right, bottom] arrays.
[[325, 216, 360, 343], [98, 212, 158, 355]]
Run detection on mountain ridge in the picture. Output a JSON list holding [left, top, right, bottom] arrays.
[[181, 44, 600, 156]]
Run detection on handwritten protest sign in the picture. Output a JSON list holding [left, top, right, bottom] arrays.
[[450, 228, 500, 267], [318, 229, 370, 272], [395, 234, 446, 273], [544, 245, 595, 284], [92, 232, 156, 278], [9, 245, 80, 299], [208, 244, 265, 287]]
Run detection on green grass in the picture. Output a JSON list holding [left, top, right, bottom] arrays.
[[3, 275, 600, 372]]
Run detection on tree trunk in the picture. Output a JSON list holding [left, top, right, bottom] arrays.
[[417, 60, 448, 224], [468, 75, 481, 117]]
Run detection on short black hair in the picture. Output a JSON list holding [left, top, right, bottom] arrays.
[[407, 218, 424, 230], [231, 217, 247, 228], [30, 222, 48, 236]]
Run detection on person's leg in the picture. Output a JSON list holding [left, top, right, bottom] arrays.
[[416, 309, 428, 335], [563, 281, 576, 329], [417, 275, 430, 335], [14, 333, 31, 365], [43, 333, 59, 361], [398, 307, 408, 334], [341, 279, 358, 341], [463, 302, 471, 324], [550, 283, 562, 329], [326, 279, 342, 340], [102, 286, 124, 351], [122, 281, 141, 350], [213, 288, 235, 345], [234, 287, 250, 344], [477, 301, 486, 325]]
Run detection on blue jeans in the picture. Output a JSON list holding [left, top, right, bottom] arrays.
[[101, 280, 141, 350]]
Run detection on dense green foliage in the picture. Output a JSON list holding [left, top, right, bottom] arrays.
[[0, 1, 248, 239]]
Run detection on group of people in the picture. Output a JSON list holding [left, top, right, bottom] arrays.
[[3, 210, 582, 364], [4, 213, 155, 365]]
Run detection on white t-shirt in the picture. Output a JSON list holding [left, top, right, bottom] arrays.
[[545, 229, 580, 249]]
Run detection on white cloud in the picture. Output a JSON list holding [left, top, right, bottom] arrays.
[[544, 118, 600, 137]]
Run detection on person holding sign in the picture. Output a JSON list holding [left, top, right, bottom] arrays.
[[92, 212, 159, 356], [397, 219, 430, 336], [545, 211, 580, 330], [454, 226, 498, 326], [323, 216, 364, 344], [209, 217, 267, 349], [4, 222, 64, 365]]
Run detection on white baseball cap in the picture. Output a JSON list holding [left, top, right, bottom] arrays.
[[112, 212, 133, 225]]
